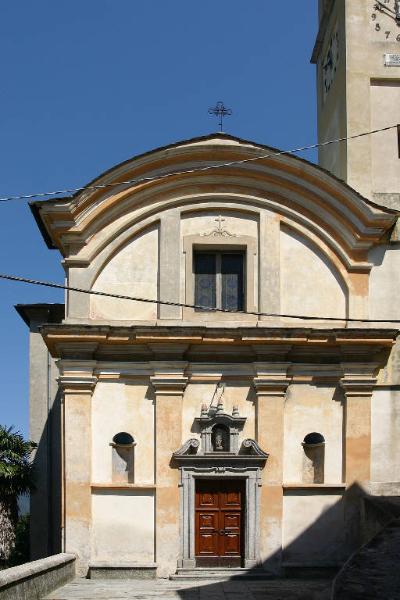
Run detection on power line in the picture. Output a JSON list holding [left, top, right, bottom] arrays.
[[2, 272, 400, 325], [0, 124, 398, 204]]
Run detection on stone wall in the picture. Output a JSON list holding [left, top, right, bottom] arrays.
[[0, 553, 75, 600]]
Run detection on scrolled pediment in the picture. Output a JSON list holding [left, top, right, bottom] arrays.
[[173, 438, 200, 456], [173, 402, 268, 467], [240, 439, 269, 459]]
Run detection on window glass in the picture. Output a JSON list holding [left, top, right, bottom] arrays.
[[194, 253, 216, 309], [221, 254, 244, 311], [194, 251, 244, 311]]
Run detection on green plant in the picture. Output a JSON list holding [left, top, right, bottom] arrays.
[[0, 426, 36, 563], [7, 514, 30, 566]]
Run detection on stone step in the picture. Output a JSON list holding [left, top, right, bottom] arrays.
[[171, 567, 274, 580]]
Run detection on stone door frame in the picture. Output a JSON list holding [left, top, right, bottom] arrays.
[[178, 465, 262, 569]]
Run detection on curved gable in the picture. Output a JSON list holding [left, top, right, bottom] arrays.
[[32, 133, 395, 268], [31, 134, 397, 323]]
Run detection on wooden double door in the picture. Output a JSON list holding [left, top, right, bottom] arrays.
[[195, 479, 244, 567]]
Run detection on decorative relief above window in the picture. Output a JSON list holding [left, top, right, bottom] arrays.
[[200, 215, 237, 238]]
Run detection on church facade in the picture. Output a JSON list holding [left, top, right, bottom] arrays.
[[17, 0, 400, 580]]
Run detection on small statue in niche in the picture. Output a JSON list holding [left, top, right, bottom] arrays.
[[212, 425, 229, 452]]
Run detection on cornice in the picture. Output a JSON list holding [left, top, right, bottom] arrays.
[[340, 361, 380, 397], [58, 375, 97, 394], [150, 376, 188, 395], [31, 135, 396, 267], [253, 378, 291, 397], [340, 378, 378, 397], [41, 324, 398, 361]]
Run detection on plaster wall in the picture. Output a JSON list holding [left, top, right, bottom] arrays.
[[282, 490, 346, 565], [369, 246, 400, 321], [280, 229, 346, 319], [370, 81, 400, 195], [316, 0, 400, 200], [90, 225, 158, 321], [29, 326, 61, 558], [371, 389, 400, 482], [91, 382, 154, 484], [91, 490, 154, 562], [283, 384, 343, 483], [316, 0, 347, 181]]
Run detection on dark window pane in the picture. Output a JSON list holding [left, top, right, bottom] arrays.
[[221, 254, 244, 311], [194, 253, 216, 309]]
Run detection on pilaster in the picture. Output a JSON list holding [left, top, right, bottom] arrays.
[[150, 363, 188, 577], [59, 362, 97, 577], [253, 362, 290, 573], [340, 363, 378, 485], [259, 212, 281, 318], [158, 210, 182, 320]]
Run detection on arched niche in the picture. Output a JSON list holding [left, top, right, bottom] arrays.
[[280, 225, 348, 319], [90, 223, 159, 321]]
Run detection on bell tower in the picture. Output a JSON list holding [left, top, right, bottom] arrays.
[[312, 0, 400, 207]]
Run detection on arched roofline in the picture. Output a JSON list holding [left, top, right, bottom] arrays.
[[31, 133, 397, 260], [72, 193, 371, 278], [48, 132, 400, 214]]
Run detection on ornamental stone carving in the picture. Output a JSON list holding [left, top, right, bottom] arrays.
[[172, 401, 268, 467]]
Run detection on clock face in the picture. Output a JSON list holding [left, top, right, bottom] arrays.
[[322, 28, 339, 98], [371, 1, 400, 42]]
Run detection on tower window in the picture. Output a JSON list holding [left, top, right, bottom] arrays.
[[194, 251, 245, 311]]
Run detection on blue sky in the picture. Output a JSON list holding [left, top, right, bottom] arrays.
[[0, 1, 319, 438]]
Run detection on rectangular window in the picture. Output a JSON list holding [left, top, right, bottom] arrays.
[[194, 251, 244, 311]]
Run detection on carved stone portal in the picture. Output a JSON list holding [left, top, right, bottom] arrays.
[[173, 403, 268, 569]]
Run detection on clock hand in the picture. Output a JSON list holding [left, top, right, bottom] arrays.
[[374, 1, 396, 17], [374, 0, 400, 23]]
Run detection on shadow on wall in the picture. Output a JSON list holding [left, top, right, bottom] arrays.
[[30, 388, 63, 561], [174, 482, 395, 599]]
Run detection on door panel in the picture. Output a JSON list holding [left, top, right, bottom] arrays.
[[224, 533, 241, 555], [195, 480, 244, 567], [224, 513, 240, 529]]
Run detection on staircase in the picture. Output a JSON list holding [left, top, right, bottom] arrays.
[[170, 567, 274, 580], [332, 496, 400, 599]]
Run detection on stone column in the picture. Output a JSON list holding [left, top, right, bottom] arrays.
[[340, 365, 378, 484], [253, 361, 290, 574], [150, 363, 187, 577], [59, 364, 96, 577]]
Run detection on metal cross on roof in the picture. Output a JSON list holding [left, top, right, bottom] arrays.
[[208, 101, 232, 132]]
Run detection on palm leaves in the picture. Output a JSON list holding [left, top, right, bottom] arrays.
[[0, 425, 36, 498], [0, 425, 36, 563]]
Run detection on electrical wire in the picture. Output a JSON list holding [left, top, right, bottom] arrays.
[[0, 124, 398, 204], [2, 272, 400, 324]]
